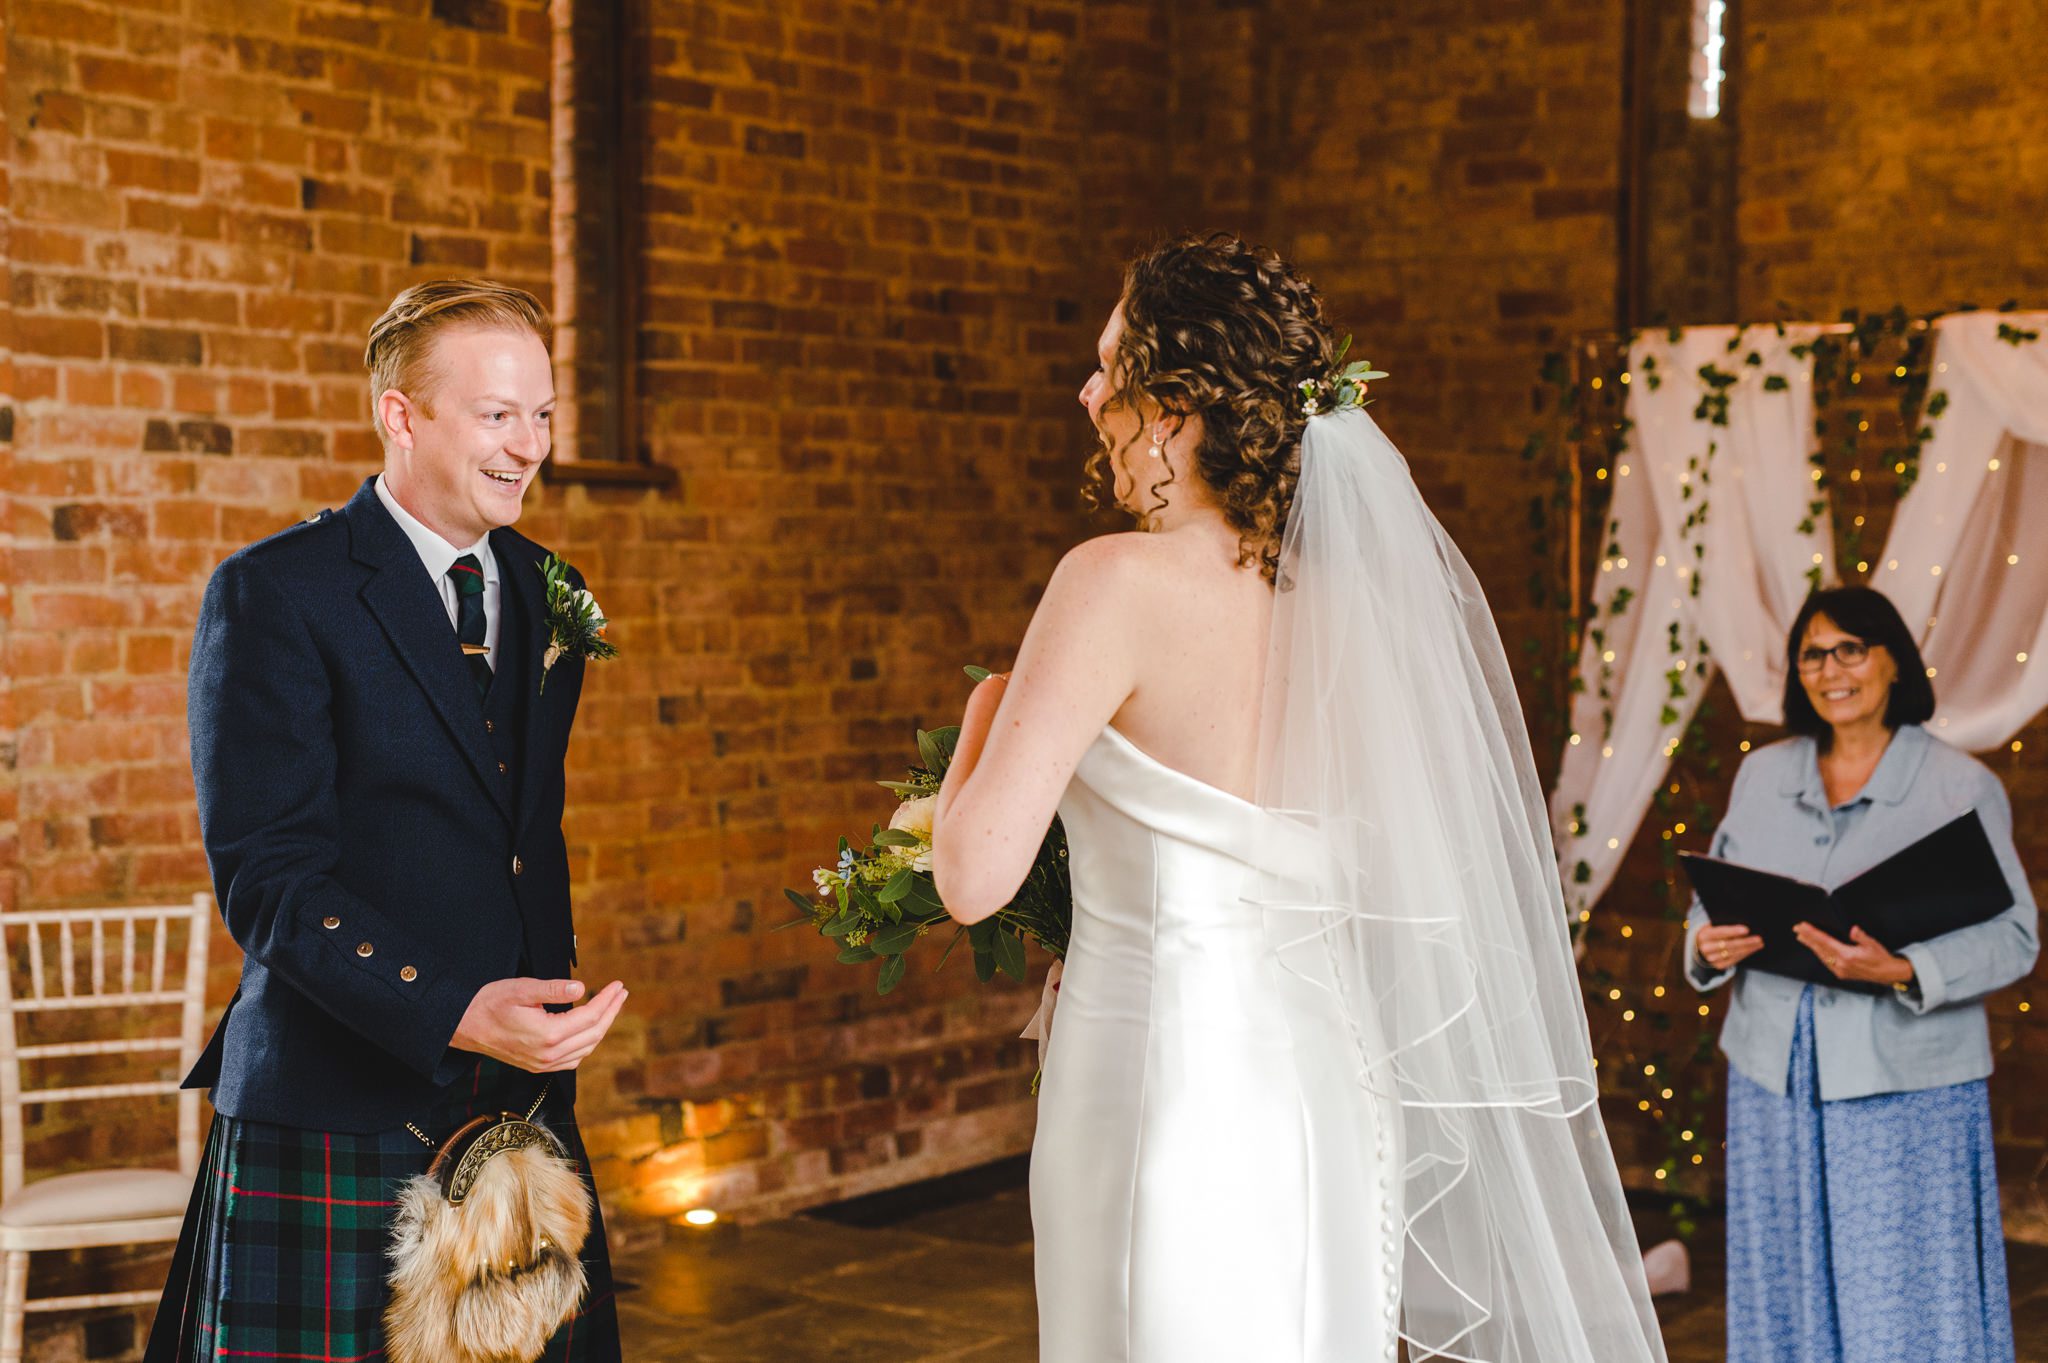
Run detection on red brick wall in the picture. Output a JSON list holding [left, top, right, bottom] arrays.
[[1738, 0, 2048, 318]]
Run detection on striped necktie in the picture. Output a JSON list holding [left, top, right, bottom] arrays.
[[448, 554, 492, 698]]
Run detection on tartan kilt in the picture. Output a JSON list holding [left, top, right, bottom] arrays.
[[144, 1058, 619, 1363]]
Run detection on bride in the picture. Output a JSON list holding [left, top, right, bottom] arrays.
[[930, 233, 1668, 1363]]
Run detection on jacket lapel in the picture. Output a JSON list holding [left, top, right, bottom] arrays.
[[345, 480, 515, 826], [496, 530, 554, 836]]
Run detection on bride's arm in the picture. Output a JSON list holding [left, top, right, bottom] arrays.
[[931, 534, 1148, 924]]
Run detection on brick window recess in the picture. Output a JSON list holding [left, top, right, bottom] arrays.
[[548, 0, 672, 487]]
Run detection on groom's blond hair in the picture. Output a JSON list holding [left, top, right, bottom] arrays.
[[364, 279, 552, 433]]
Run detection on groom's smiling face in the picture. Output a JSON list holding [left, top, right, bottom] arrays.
[[378, 325, 555, 547]]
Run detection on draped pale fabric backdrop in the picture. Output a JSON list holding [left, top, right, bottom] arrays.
[[1553, 312, 2048, 912]]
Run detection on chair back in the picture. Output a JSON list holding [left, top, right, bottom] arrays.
[[0, 896, 214, 1200]]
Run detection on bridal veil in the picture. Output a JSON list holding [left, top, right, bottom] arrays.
[[1254, 409, 1669, 1362]]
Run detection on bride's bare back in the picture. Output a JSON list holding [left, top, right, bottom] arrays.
[[1102, 525, 1272, 801]]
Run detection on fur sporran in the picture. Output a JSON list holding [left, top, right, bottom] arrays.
[[384, 1100, 593, 1363]]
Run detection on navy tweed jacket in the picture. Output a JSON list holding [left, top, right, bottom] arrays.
[[184, 477, 587, 1133]]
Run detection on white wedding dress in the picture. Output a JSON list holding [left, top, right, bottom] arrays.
[[1026, 410, 1668, 1363], [1031, 725, 1402, 1362]]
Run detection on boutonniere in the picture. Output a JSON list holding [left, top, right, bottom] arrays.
[[537, 553, 617, 693]]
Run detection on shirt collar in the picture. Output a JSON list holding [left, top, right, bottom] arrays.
[[374, 474, 495, 586], [1780, 723, 1930, 811]]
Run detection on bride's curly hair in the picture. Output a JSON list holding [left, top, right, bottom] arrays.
[[1084, 232, 1339, 582]]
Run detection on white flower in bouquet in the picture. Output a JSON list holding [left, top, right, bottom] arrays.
[[889, 795, 936, 837]]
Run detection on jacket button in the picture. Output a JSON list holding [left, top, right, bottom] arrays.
[[322, 916, 340, 930], [356, 941, 374, 958], [512, 856, 524, 876], [498, 761, 508, 774], [399, 966, 418, 983], [485, 720, 495, 733]]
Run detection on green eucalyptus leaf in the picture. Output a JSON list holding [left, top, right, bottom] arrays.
[[877, 868, 914, 903], [869, 920, 922, 955], [973, 947, 997, 982], [878, 954, 907, 993], [838, 944, 877, 964], [900, 876, 947, 914], [992, 928, 1027, 982], [873, 829, 920, 848]]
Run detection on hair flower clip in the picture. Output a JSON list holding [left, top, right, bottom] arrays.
[[1299, 335, 1388, 419]]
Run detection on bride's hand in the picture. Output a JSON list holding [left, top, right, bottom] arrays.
[[949, 672, 1009, 778], [963, 671, 1009, 722]]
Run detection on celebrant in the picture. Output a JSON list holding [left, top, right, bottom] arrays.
[[1684, 585, 2037, 1363]]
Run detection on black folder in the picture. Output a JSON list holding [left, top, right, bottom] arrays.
[[1678, 809, 2013, 995]]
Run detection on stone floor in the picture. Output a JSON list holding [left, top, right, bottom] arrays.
[[611, 1157, 2048, 1362]]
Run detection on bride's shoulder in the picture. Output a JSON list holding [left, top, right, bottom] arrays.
[[1032, 534, 1180, 629], [1047, 533, 1182, 596]]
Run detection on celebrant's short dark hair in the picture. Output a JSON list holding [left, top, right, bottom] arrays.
[[1781, 586, 1936, 746]]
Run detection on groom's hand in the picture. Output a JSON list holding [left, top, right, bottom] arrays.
[[450, 977, 628, 1073]]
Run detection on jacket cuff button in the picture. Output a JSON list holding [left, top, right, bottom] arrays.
[[399, 966, 418, 982], [322, 916, 340, 930], [356, 941, 374, 958]]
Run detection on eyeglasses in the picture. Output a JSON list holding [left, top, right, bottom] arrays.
[[1796, 640, 1872, 673]]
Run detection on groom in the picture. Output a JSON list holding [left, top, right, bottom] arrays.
[[146, 280, 626, 1363]]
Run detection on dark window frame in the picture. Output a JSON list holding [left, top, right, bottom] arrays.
[[546, 0, 673, 488]]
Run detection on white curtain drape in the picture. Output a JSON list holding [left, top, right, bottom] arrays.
[[1550, 313, 2048, 912], [1871, 313, 2048, 751]]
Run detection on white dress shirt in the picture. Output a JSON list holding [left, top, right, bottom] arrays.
[[374, 474, 500, 670]]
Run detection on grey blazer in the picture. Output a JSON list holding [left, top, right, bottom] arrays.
[[1684, 724, 2039, 1101]]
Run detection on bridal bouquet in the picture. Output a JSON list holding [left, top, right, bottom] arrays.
[[785, 668, 1070, 995]]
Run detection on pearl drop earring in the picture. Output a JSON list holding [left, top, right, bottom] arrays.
[[1148, 428, 1165, 460]]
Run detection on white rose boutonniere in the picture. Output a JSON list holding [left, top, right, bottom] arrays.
[[537, 553, 617, 693]]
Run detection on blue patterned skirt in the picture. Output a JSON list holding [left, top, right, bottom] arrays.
[[1725, 986, 2014, 1363]]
